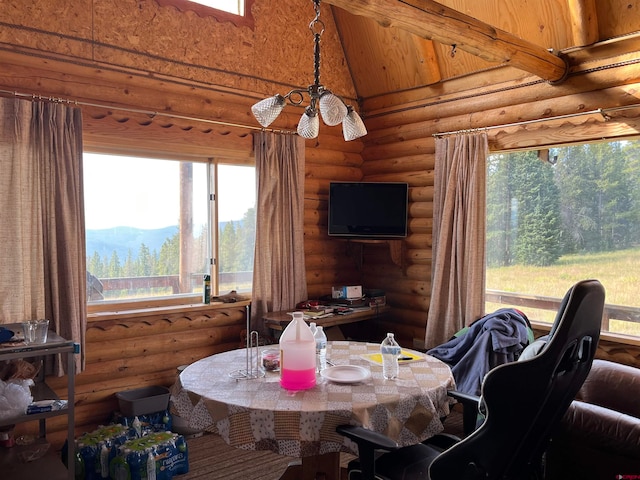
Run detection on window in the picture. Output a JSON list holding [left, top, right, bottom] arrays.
[[216, 164, 256, 294], [187, 0, 243, 15], [84, 153, 255, 305], [486, 139, 640, 337], [155, 0, 254, 28]]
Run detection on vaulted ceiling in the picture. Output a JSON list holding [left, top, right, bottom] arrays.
[[327, 0, 639, 100]]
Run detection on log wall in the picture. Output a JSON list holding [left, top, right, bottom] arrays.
[[360, 36, 640, 365], [15, 302, 250, 446], [0, 0, 366, 446], [1, 0, 640, 449]]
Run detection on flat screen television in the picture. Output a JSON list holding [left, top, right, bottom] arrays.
[[328, 181, 409, 239]]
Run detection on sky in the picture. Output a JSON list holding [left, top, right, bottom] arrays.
[[83, 153, 255, 230], [189, 0, 243, 15]]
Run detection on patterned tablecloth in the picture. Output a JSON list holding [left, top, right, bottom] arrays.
[[170, 341, 455, 458]]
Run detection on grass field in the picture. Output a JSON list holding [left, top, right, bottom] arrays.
[[486, 247, 640, 335]]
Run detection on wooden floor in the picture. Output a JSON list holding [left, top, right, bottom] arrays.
[[1, 410, 464, 480], [179, 432, 356, 480], [178, 409, 464, 480]]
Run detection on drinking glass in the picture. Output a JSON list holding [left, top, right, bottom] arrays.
[[22, 319, 49, 344]]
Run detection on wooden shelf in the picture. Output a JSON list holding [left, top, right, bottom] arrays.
[[0, 327, 77, 480], [0, 383, 66, 428], [343, 239, 406, 270], [0, 443, 68, 480]]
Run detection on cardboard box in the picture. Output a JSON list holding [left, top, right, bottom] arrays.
[[331, 285, 363, 300]]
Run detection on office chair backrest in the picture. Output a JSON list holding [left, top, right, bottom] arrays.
[[429, 279, 605, 480]]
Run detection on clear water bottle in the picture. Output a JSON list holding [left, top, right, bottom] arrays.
[[380, 332, 401, 379], [314, 325, 327, 373]]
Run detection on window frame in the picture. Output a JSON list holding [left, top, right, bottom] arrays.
[[155, 0, 255, 29], [84, 147, 255, 315], [484, 139, 640, 346]]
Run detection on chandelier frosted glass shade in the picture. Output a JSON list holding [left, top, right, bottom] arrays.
[[297, 108, 320, 139], [342, 106, 368, 141], [251, 94, 286, 128], [319, 92, 348, 126]]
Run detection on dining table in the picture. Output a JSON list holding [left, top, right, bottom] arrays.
[[170, 340, 456, 480]]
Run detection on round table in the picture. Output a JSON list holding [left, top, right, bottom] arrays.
[[171, 341, 455, 480]]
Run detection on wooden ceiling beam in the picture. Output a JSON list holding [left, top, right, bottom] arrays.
[[323, 0, 569, 83]]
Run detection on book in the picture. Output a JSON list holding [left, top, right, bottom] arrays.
[[302, 308, 334, 317], [361, 350, 425, 365]]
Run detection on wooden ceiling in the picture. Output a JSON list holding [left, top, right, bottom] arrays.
[[327, 0, 639, 99]]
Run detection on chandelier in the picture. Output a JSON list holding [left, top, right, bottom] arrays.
[[251, 0, 367, 141]]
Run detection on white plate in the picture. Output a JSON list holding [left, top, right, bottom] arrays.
[[321, 365, 371, 384]]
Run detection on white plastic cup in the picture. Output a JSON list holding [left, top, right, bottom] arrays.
[[22, 319, 49, 344]]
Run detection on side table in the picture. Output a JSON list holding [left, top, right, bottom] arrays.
[[263, 305, 389, 339]]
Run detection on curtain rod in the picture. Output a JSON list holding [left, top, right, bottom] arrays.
[[4, 88, 640, 139], [0, 89, 297, 135], [432, 104, 640, 137]]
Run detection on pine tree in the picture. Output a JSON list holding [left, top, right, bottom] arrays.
[[88, 251, 104, 278], [108, 250, 121, 278], [137, 243, 152, 276], [238, 207, 256, 271], [511, 151, 562, 266], [218, 221, 238, 273], [486, 153, 515, 267], [158, 232, 180, 275]]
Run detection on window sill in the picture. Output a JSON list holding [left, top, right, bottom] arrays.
[[88, 299, 250, 322], [530, 320, 640, 347]]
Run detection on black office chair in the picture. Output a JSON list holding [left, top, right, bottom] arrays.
[[337, 279, 605, 480]]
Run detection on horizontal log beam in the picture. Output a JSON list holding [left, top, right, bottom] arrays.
[[324, 0, 569, 82]]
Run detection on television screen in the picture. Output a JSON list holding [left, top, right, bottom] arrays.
[[328, 182, 408, 238]]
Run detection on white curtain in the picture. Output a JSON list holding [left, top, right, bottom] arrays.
[[250, 132, 307, 334], [0, 97, 86, 374], [425, 133, 488, 349]]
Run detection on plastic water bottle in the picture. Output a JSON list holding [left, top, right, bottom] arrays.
[[279, 312, 316, 390], [203, 274, 211, 303], [309, 322, 317, 336], [380, 332, 401, 379], [314, 326, 327, 373]]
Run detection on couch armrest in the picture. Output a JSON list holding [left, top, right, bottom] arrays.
[[578, 360, 640, 418], [559, 400, 640, 458]]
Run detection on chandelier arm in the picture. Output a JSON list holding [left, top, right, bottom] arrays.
[[283, 89, 307, 106]]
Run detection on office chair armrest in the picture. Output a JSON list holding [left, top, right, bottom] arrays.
[[337, 425, 399, 480], [423, 432, 460, 450], [447, 390, 482, 435], [447, 389, 480, 404], [336, 425, 399, 451]]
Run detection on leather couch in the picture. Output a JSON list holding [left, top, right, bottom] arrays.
[[546, 359, 640, 480]]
